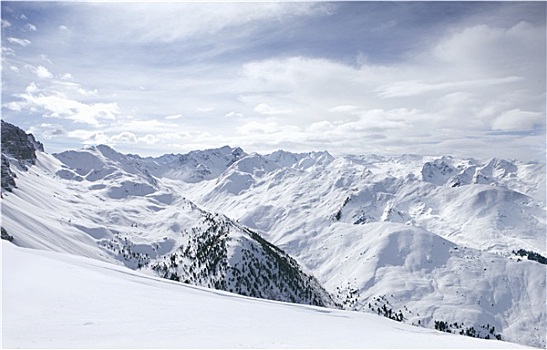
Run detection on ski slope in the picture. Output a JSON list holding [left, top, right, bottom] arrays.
[[2, 242, 531, 349]]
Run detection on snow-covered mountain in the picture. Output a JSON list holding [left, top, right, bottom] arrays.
[[2, 143, 334, 308], [174, 151, 546, 348], [1, 121, 545, 348]]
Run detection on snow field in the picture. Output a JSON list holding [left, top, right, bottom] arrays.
[[2, 242, 531, 349]]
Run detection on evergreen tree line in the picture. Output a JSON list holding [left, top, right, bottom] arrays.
[[434, 320, 502, 341], [513, 249, 547, 265]]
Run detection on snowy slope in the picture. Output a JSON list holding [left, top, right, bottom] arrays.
[[2, 242, 532, 349], [2, 146, 335, 307], [173, 151, 546, 348], [1, 129, 545, 348], [181, 153, 545, 256], [292, 222, 545, 346]]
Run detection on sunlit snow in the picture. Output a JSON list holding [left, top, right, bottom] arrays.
[[2, 243, 531, 349]]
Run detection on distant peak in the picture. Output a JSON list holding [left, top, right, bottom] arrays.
[[231, 146, 245, 157], [96, 144, 118, 154], [80, 144, 122, 159], [97, 144, 114, 150], [311, 150, 333, 157]]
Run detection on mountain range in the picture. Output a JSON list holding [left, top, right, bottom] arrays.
[[2, 120, 545, 348]]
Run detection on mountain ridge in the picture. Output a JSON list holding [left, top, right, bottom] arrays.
[[2, 143, 335, 308], [1, 122, 545, 348]]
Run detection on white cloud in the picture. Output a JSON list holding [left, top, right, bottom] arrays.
[[59, 25, 68, 31], [67, 130, 109, 144], [138, 134, 159, 144], [84, 132, 109, 145], [492, 109, 543, 131], [54, 81, 98, 97], [60, 73, 73, 80], [237, 120, 299, 135], [241, 57, 356, 102], [225, 111, 244, 118], [254, 103, 294, 115], [1, 19, 11, 28], [25, 82, 39, 93], [307, 120, 336, 133], [376, 76, 524, 98], [5, 84, 120, 126], [65, 129, 91, 140], [28, 123, 67, 139], [2, 47, 15, 57], [156, 131, 191, 141], [334, 108, 412, 133], [197, 107, 215, 112], [24, 65, 48, 78], [35, 66, 54, 79], [228, 19, 544, 160], [114, 119, 176, 133], [40, 54, 53, 64], [24, 23, 37, 32], [7, 37, 31, 47], [77, 87, 98, 96], [91, 3, 334, 43], [3, 101, 23, 112], [329, 105, 361, 113], [237, 121, 280, 135], [433, 22, 543, 68], [109, 131, 138, 144], [165, 114, 183, 120]]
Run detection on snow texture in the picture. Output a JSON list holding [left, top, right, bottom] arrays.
[[2, 242, 532, 349]]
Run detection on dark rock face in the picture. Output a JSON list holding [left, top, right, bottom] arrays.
[[1, 120, 45, 191], [1, 154, 17, 192], [1, 120, 44, 163], [1, 227, 14, 242]]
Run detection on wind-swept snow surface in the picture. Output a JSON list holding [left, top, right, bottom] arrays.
[[2, 243, 531, 349]]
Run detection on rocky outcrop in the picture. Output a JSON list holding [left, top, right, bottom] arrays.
[[1, 154, 17, 192], [1, 120, 44, 191], [1, 227, 14, 242]]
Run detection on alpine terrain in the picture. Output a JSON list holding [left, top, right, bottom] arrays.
[[2, 120, 545, 348]]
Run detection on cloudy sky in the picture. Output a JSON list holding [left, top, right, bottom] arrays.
[[1, 1, 545, 160]]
